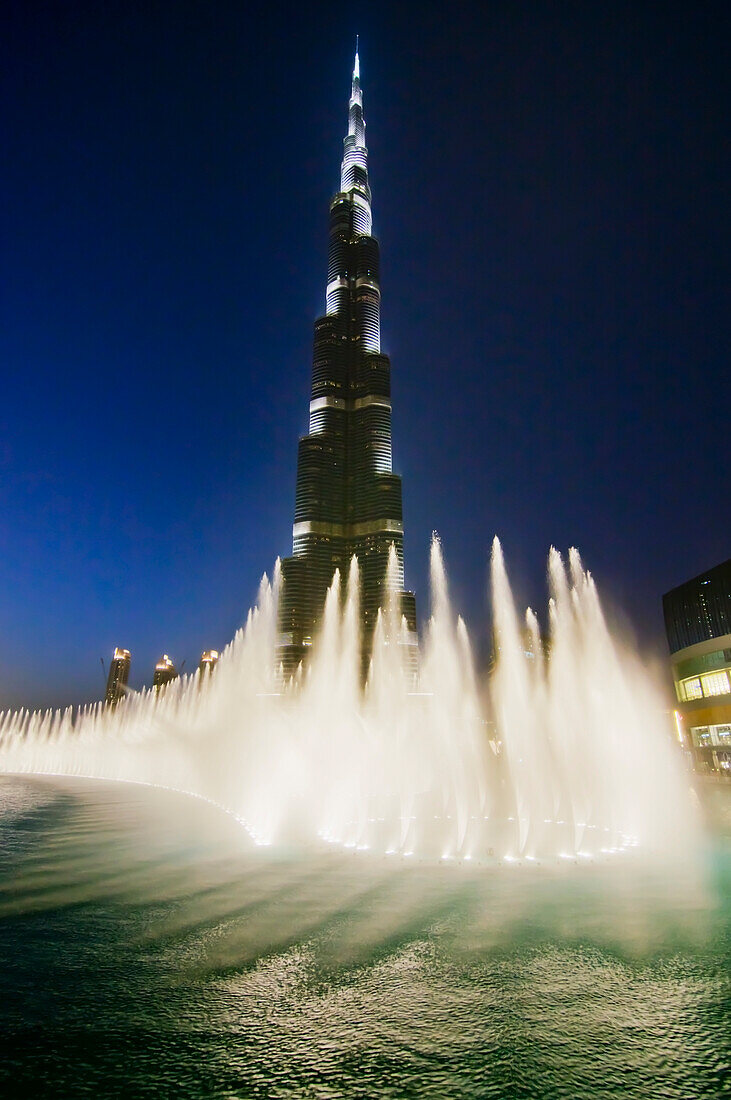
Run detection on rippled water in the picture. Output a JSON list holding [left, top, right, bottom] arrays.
[[1, 777, 729, 1098]]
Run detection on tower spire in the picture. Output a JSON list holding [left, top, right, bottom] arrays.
[[339, 39, 370, 240]]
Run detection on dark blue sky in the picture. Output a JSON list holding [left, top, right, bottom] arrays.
[[2, 1, 728, 708]]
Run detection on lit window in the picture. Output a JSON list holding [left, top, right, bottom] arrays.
[[716, 726, 731, 743], [682, 677, 703, 700], [701, 671, 730, 697], [692, 727, 711, 746]]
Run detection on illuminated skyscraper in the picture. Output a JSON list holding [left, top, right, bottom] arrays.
[[105, 647, 130, 707], [198, 649, 219, 679], [153, 654, 177, 693], [279, 46, 417, 676]]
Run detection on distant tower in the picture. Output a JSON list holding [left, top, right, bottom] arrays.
[[105, 647, 130, 706], [198, 649, 220, 679], [278, 45, 417, 677], [153, 654, 177, 693]]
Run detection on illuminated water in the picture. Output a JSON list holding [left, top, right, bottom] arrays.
[[1, 540, 723, 1093], [0, 540, 698, 863], [1, 776, 728, 1098]]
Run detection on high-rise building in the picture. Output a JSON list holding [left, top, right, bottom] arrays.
[[198, 649, 220, 679], [663, 558, 731, 774], [278, 46, 417, 677], [153, 654, 177, 694], [105, 647, 130, 707]]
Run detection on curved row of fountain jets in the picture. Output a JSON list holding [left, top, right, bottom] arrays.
[[0, 537, 695, 864]]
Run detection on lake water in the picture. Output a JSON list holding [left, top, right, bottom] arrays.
[[0, 776, 728, 1098]]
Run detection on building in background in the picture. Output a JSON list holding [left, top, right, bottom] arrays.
[[153, 654, 177, 694], [278, 46, 417, 678], [198, 649, 219, 679], [663, 558, 731, 774], [105, 647, 130, 707]]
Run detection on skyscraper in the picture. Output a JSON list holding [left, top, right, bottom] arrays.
[[105, 647, 130, 707], [198, 649, 220, 679], [278, 46, 417, 677], [153, 654, 177, 693]]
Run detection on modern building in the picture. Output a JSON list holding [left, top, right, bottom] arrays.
[[278, 45, 417, 677], [153, 654, 178, 694], [663, 558, 731, 774], [198, 649, 219, 679], [105, 647, 130, 707]]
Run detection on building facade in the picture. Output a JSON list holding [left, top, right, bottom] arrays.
[[278, 47, 416, 677], [153, 654, 177, 694], [105, 647, 130, 707], [198, 649, 219, 679], [663, 558, 731, 774]]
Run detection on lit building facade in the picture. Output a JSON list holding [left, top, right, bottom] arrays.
[[198, 649, 219, 679], [663, 558, 731, 774], [278, 47, 417, 677], [153, 654, 177, 694], [105, 647, 130, 707]]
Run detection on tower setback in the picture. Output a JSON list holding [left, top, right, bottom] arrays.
[[278, 47, 416, 677]]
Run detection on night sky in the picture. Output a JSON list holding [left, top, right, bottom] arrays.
[[2, 1, 728, 708]]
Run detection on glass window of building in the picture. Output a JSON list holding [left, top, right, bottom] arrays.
[[682, 677, 703, 701], [700, 670, 730, 697]]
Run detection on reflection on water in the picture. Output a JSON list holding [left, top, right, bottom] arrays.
[[1, 777, 729, 1099]]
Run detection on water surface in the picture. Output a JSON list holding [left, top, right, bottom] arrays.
[[1, 776, 728, 1098]]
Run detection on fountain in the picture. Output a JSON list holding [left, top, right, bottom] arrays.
[[0, 537, 696, 863]]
